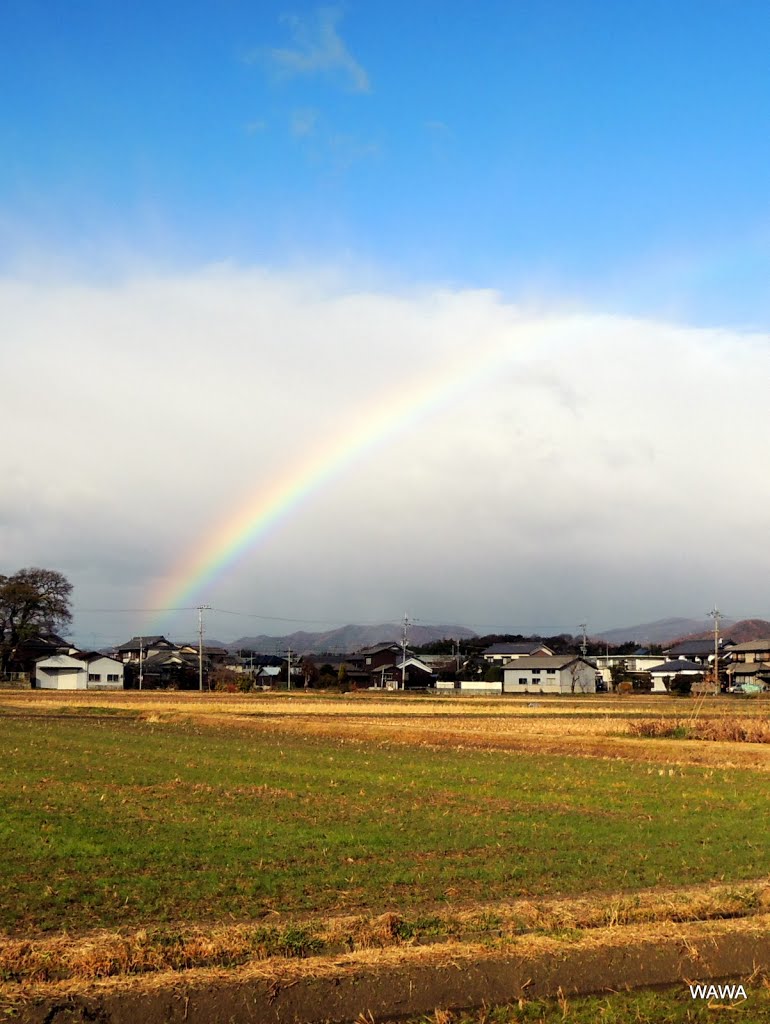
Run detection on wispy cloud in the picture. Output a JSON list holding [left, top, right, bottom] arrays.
[[260, 7, 370, 93], [244, 118, 268, 136], [290, 107, 319, 137]]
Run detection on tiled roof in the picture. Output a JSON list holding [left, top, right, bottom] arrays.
[[503, 655, 583, 670], [484, 642, 550, 655]]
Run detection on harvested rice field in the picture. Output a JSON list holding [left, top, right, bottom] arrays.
[[1, 689, 769, 1022]]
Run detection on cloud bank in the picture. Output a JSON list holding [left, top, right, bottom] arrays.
[[1, 263, 768, 643]]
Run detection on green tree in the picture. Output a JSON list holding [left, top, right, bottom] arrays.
[[0, 568, 73, 674], [338, 663, 350, 692]]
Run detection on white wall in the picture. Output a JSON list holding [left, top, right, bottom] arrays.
[[85, 656, 124, 690], [36, 655, 87, 689], [504, 662, 596, 694]]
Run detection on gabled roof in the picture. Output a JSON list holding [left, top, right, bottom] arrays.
[[396, 657, 433, 674], [117, 635, 176, 652], [142, 651, 197, 670], [725, 638, 770, 653], [483, 642, 552, 656], [358, 642, 402, 654], [503, 655, 588, 670], [650, 659, 704, 674], [71, 652, 123, 665], [667, 640, 723, 656], [35, 654, 84, 670]]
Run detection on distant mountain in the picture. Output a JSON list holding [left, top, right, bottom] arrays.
[[230, 622, 477, 656], [670, 618, 770, 645], [595, 617, 736, 646], [178, 638, 228, 649]]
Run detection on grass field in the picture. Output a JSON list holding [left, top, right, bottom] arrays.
[[1, 690, 769, 1021]]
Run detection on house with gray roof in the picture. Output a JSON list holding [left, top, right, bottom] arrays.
[[648, 659, 705, 693], [115, 635, 178, 663], [503, 655, 596, 694], [482, 642, 554, 665], [36, 652, 124, 690], [665, 638, 734, 664]]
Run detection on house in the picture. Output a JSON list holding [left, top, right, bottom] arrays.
[[724, 639, 770, 690], [138, 650, 200, 688], [371, 657, 434, 690], [115, 636, 178, 663], [648, 659, 704, 692], [593, 649, 666, 687], [177, 643, 231, 665], [665, 639, 734, 665], [3, 631, 72, 683], [348, 643, 404, 672], [723, 638, 770, 665], [503, 655, 596, 694], [482, 642, 554, 665], [36, 653, 124, 690]]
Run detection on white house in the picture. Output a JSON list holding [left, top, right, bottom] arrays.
[[36, 654, 124, 690], [503, 655, 596, 694], [648, 659, 703, 693], [593, 650, 666, 687]]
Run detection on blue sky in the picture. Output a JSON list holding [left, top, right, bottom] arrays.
[[3, 2, 770, 643], [3, 1, 770, 324]]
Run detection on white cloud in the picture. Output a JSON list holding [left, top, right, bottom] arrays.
[[260, 7, 370, 93], [1, 263, 769, 640]]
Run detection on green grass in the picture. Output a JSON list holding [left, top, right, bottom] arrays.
[[1, 715, 768, 933], [401, 985, 770, 1022]]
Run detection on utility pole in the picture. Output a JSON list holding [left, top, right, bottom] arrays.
[[287, 647, 292, 691], [401, 613, 410, 691], [708, 606, 722, 693], [579, 623, 588, 658], [197, 605, 211, 691], [139, 635, 143, 690]]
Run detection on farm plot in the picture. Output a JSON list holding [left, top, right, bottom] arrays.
[[1, 693, 769, 1022]]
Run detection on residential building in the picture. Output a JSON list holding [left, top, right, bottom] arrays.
[[115, 636, 178, 664], [370, 657, 434, 690], [482, 642, 554, 665], [503, 655, 596, 694], [648, 659, 705, 692], [665, 639, 734, 665], [724, 639, 770, 690], [36, 653, 124, 690]]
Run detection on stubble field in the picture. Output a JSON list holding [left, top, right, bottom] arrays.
[[1, 689, 769, 1022]]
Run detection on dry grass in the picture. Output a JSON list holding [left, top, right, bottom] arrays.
[[3, 881, 769, 984], [4, 914, 770, 1014], [6, 689, 770, 773], [629, 718, 770, 744]]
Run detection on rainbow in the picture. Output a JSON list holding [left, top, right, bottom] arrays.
[[149, 313, 559, 618]]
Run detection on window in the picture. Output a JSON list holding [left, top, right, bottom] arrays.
[[532, 669, 541, 675], [547, 669, 556, 675], [88, 673, 101, 682], [107, 674, 119, 682], [519, 677, 527, 685]]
